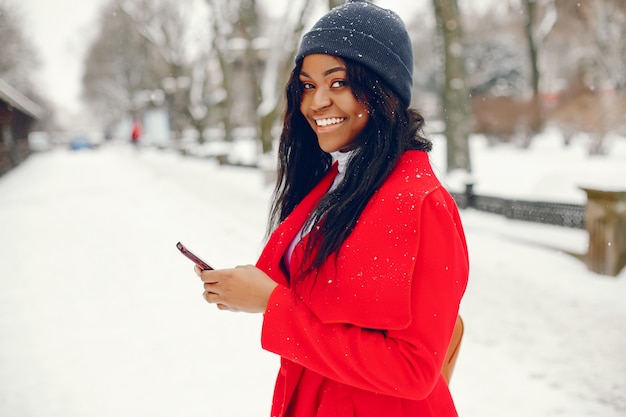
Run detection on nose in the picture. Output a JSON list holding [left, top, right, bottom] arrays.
[[311, 87, 331, 111]]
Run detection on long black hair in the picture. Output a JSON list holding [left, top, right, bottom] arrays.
[[268, 57, 432, 281]]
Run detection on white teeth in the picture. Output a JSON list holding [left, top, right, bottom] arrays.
[[316, 117, 345, 127]]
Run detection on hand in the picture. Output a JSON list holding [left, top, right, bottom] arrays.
[[195, 265, 278, 313]]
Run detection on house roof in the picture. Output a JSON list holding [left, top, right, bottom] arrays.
[[0, 77, 44, 119]]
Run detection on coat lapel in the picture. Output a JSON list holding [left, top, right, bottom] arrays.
[[256, 163, 338, 287]]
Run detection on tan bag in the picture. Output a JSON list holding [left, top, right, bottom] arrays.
[[442, 315, 464, 383]]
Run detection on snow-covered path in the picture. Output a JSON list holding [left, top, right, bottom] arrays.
[[1, 143, 624, 416]]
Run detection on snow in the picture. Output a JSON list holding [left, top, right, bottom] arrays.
[[1, 131, 625, 417]]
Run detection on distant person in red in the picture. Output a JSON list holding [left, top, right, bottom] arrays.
[[131, 119, 143, 147]]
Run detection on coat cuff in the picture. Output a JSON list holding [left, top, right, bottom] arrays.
[[261, 284, 292, 352]]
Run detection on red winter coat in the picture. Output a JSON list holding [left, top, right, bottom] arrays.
[[257, 150, 469, 417]]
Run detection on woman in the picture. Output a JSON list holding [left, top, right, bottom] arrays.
[[196, 1, 469, 416]]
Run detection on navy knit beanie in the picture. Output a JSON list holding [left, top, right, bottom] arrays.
[[296, 0, 414, 106]]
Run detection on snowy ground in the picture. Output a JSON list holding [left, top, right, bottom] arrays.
[[1, 132, 625, 417]]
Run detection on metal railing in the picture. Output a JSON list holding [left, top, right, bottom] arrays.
[[450, 183, 585, 229]]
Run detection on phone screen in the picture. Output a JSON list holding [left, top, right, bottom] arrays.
[[176, 242, 214, 270]]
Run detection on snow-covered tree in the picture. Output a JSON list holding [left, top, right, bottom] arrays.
[[205, 0, 315, 152], [82, 1, 170, 129]]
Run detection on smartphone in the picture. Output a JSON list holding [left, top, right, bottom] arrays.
[[176, 241, 214, 270]]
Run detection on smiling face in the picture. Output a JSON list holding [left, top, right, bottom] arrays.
[[299, 54, 370, 153]]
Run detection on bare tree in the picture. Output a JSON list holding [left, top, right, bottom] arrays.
[[521, 0, 542, 95], [257, 0, 315, 153], [82, 1, 170, 129], [206, 0, 314, 152], [577, 0, 626, 89], [518, 0, 545, 144], [432, 0, 472, 173], [203, 0, 247, 143], [117, 0, 211, 138], [541, 0, 626, 154], [0, 1, 40, 96]]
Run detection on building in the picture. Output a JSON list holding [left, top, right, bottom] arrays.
[[0, 77, 44, 176]]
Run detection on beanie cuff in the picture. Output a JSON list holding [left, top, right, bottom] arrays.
[[297, 28, 413, 105]]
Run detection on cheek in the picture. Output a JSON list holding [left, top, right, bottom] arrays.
[[354, 108, 369, 131]]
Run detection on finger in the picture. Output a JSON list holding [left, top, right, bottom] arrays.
[[203, 282, 220, 293], [194, 265, 202, 277], [203, 290, 220, 304], [199, 269, 219, 283]]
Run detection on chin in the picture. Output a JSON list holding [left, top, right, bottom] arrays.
[[319, 145, 341, 154], [318, 139, 353, 154]]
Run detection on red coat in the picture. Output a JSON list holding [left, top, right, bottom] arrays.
[[257, 150, 469, 417]]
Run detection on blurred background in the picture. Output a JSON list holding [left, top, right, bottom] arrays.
[[1, 0, 625, 174], [1, 1, 626, 416]]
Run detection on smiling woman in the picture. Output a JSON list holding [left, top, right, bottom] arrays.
[[190, 1, 469, 416]]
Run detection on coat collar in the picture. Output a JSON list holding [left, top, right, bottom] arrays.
[[256, 163, 339, 286]]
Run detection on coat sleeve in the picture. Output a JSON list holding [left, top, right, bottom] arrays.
[[261, 188, 469, 400]]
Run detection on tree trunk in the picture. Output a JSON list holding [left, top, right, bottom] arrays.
[[432, 0, 472, 174], [523, 0, 540, 96], [521, 0, 543, 142]]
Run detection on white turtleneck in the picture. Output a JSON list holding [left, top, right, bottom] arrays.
[[328, 150, 353, 191], [283, 150, 355, 270]]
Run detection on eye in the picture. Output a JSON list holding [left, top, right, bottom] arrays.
[[301, 81, 315, 90], [331, 80, 347, 88]]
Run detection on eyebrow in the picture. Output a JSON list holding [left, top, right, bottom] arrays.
[[300, 66, 346, 78]]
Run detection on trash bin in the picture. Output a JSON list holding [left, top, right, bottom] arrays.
[[580, 187, 626, 276]]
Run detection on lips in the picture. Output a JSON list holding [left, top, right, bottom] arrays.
[[315, 117, 346, 127]]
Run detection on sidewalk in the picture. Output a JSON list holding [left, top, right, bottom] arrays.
[[0, 145, 276, 417]]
